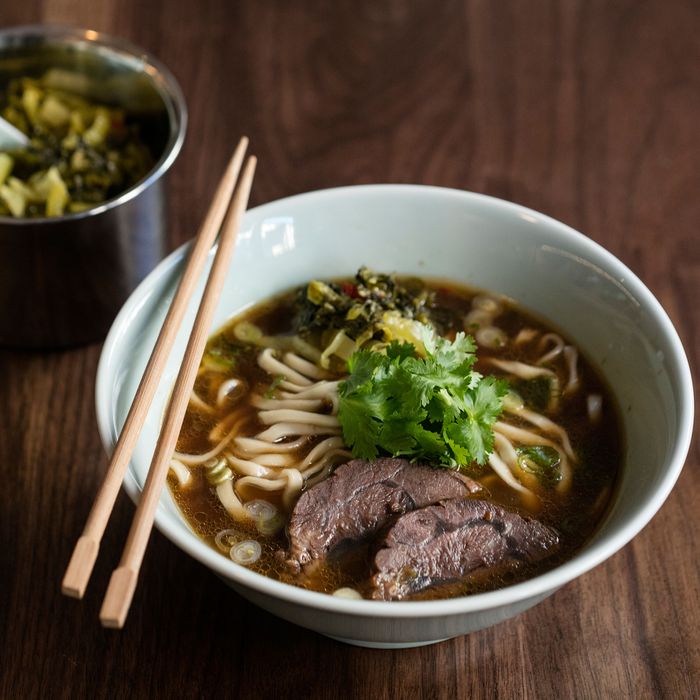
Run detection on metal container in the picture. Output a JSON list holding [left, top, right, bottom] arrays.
[[0, 26, 186, 347]]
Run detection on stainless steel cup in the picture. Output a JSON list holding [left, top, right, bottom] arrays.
[[0, 26, 187, 347]]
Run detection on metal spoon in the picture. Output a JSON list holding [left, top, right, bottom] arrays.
[[0, 116, 29, 150]]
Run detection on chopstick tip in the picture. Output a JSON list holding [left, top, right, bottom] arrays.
[[100, 566, 139, 629], [62, 536, 100, 598]]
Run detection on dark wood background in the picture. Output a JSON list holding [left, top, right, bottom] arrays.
[[1, 1, 698, 698]]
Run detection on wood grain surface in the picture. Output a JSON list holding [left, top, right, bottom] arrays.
[[1, 1, 698, 698]]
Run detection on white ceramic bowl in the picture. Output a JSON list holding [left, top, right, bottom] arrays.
[[96, 185, 694, 648]]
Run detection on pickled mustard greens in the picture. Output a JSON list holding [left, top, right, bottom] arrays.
[[296, 267, 436, 363], [293, 267, 451, 371], [0, 76, 153, 218]]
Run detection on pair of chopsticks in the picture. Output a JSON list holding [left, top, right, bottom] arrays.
[[62, 137, 256, 628]]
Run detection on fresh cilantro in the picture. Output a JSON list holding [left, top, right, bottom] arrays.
[[338, 324, 508, 469], [336, 395, 381, 459]]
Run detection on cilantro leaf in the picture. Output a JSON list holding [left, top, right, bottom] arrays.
[[337, 395, 381, 460], [337, 323, 507, 470], [385, 341, 416, 362], [341, 349, 385, 395]]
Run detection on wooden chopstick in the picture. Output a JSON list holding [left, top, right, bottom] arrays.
[[100, 155, 257, 629], [61, 137, 249, 599]]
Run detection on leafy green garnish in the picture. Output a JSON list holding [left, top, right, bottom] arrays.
[[516, 445, 562, 487], [337, 325, 508, 469]]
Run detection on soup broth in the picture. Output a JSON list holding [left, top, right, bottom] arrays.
[[168, 275, 622, 599]]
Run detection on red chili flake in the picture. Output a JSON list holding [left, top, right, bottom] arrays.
[[341, 283, 358, 298], [110, 115, 125, 134]]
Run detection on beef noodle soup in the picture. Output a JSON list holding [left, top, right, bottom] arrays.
[[168, 269, 621, 601]]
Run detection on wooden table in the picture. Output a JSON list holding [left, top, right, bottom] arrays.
[[2, 2, 698, 697]]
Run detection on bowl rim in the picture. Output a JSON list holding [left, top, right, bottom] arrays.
[[96, 184, 695, 618], [0, 24, 187, 225]]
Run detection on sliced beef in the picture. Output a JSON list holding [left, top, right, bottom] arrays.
[[286, 458, 480, 572], [370, 498, 559, 600]]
